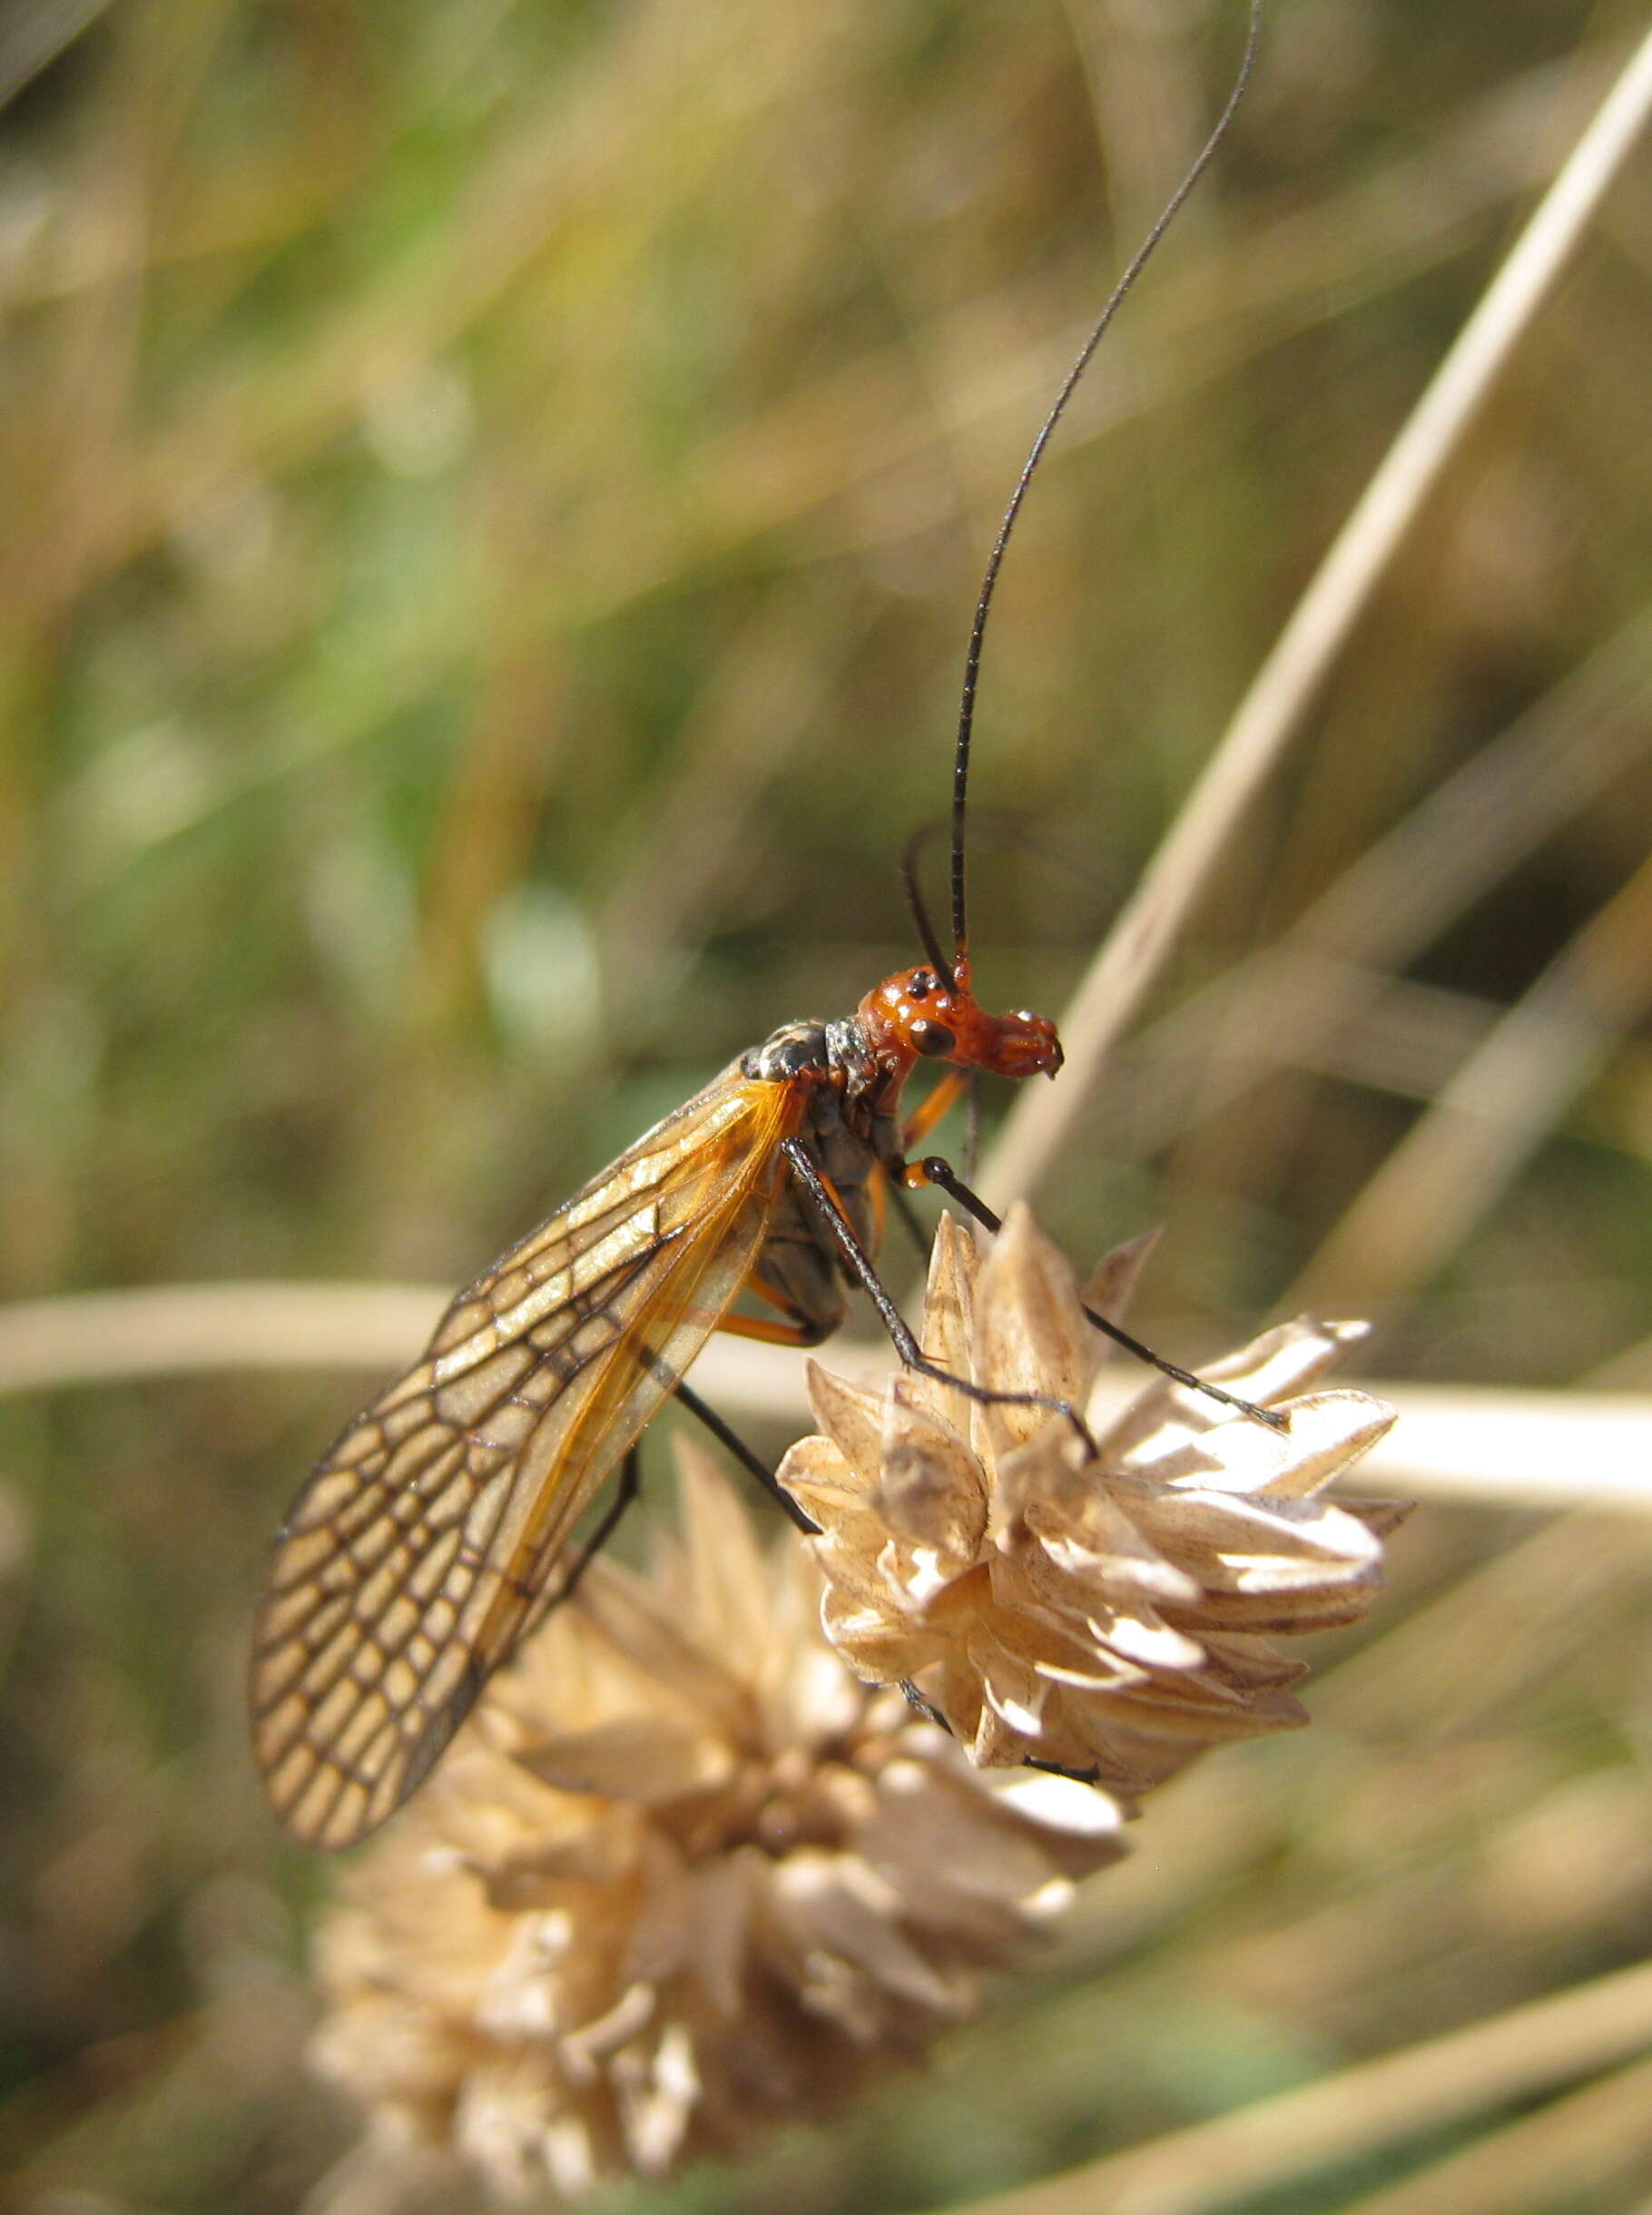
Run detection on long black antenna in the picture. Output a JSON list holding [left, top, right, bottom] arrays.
[[948, 0, 1263, 966], [901, 825, 956, 984]]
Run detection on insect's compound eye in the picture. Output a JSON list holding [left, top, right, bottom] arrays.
[[909, 1019, 956, 1058]]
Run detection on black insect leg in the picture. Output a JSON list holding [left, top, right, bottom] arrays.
[[1026, 1753, 1106, 1786], [545, 1443, 644, 1611], [672, 1376, 819, 1534], [541, 1370, 821, 1629], [634, 1337, 818, 1532], [915, 1154, 1288, 1432], [896, 1675, 1103, 1787], [779, 1136, 1096, 1453], [898, 1677, 950, 1732]]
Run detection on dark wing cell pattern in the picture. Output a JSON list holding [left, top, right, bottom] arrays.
[[249, 1071, 801, 1849]]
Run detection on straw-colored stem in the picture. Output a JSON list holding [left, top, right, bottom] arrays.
[[982, 20, 1652, 1211], [0, 1282, 449, 1392], [1286, 846, 1652, 1310], [1335, 2049, 1652, 2215], [5, 1284, 1651, 1514], [935, 1955, 1652, 2215], [1103, 604, 1652, 1162]]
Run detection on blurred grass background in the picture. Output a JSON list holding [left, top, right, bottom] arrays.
[[4, 0, 1652, 2210]]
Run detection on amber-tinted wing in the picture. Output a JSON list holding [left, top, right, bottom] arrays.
[[249, 1068, 804, 1850]]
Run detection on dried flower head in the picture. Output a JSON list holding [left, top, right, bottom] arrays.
[[310, 1440, 1129, 2202], [779, 1207, 1405, 1799]]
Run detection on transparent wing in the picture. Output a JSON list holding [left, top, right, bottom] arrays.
[[249, 1069, 802, 1849]]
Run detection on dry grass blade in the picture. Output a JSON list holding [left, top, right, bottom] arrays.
[[0, 1282, 450, 1392], [1098, 603, 1652, 1162], [0, 0, 115, 108], [1288, 846, 1652, 1309], [935, 1956, 1652, 2215], [7, 1285, 1651, 1517], [984, 19, 1652, 1211], [1335, 2049, 1652, 2215], [1340, 1383, 1652, 1516], [1313, 1503, 1641, 1743]]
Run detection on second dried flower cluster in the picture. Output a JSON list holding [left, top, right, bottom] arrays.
[[311, 1442, 1128, 2201]]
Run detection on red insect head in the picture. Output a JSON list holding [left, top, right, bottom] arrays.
[[856, 955, 1063, 1084]]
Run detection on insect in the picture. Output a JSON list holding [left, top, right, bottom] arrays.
[[251, 5, 1268, 1852]]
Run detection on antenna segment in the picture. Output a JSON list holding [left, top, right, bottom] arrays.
[[947, 0, 1263, 968]]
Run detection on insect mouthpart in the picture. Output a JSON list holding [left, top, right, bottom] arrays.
[[978, 1009, 1063, 1081]]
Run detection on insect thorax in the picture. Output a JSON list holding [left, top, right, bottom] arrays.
[[741, 1016, 878, 1097], [740, 1014, 897, 1344]]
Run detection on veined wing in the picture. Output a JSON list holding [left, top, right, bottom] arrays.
[[250, 1067, 805, 1849]]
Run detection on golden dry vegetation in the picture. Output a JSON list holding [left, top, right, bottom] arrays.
[[4, 3, 1652, 2211]]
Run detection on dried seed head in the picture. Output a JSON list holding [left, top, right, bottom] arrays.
[[310, 1439, 1129, 2201], [780, 1206, 1406, 1798]]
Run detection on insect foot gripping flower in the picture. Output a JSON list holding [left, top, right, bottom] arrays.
[[779, 1207, 1408, 1799], [309, 1440, 1131, 2203]]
